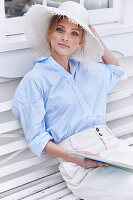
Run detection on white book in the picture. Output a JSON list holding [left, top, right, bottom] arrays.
[[72, 150, 133, 171]]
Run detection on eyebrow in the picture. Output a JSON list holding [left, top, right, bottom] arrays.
[[57, 24, 79, 31]]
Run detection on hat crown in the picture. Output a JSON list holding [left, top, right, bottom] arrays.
[[58, 1, 90, 25]]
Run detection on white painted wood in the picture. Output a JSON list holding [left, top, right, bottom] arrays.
[[107, 89, 131, 103], [32, 184, 70, 200], [43, 0, 47, 6], [61, 194, 80, 200], [0, 49, 37, 78], [0, 165, 59, 193], [119, 56, 133, 77], [5, 17, 25, 35], [88, 5, 119, 25], [0, 77, 16, 84], [111, 122, 133, 137], [0, 139, 27, 156], [79, 0, 84, 6], [0, 0, 6, 41], [0, 173, 63, 200], [0, 120, 21, 134], [0, 133, 23, 138], [84, 0, 109, 10], [0, 79, 21, 102], [0, 149, 24, 166], [0, 172, 62, 200], [0, 100, 12, 112], [102, 32, 133, 57], [107, 95, 133, 112], [2, 0, 120, 36], [0, 157, 58, 178], [41, 188, 71, 200], [106, 106, 133, 122], [120, 0, 133, 25]]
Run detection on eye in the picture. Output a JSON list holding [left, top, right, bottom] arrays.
[[71, 31, 79, 36], [56, 28, 63, 33]]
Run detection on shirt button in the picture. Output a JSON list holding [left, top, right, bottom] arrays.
[[99, 133, 103, 136], [96, 127, 99, 132]]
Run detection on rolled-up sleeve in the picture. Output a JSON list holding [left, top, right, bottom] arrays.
[[12, 75, 53, 157], [104, 63, 125, 94]]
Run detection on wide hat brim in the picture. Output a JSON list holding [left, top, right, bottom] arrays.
[[25, 3, 104, 64]]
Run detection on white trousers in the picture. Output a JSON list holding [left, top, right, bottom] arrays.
[[58, 125, 133, 200]]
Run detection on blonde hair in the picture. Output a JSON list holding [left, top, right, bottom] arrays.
[[46, 15, 85, 53]]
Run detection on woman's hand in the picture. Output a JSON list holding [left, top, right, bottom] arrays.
[[71, 150, 108, 169], [88, 24, 120, 66]]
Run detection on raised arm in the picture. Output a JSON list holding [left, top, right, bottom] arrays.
[[88, 24, 120, 66]]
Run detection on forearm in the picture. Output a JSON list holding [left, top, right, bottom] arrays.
[[44, 140, 75, 162], [100, 39, 120, 66], [44, 140, 108, 168]]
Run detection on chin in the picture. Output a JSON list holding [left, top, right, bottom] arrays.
[[56, 50, 71, 57]]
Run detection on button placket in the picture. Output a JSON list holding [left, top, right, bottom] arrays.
[[67, 76, 92, 122], [52, 60, 93, 123], [95, 127, 103, 136], [95, 126, 108, 150]]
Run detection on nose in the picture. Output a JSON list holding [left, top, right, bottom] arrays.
[[62, 33, 69, 41]]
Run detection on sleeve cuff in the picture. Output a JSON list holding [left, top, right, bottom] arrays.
[[29, 133, 53, 157], [105, 63, 125, 76]]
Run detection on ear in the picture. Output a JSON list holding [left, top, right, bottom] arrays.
[[79, 41, 82, 47]]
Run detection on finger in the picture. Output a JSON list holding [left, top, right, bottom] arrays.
[[96, 153, 101, 157], [97, 162, 109, 167]]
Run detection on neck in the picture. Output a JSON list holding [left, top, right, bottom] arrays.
[[50, 52, 70, 73]]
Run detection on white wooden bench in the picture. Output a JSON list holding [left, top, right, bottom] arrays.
[[0, 56, 133, 200]]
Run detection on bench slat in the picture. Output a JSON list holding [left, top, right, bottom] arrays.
[[0, 165, 59, 193], [0, 157, 59, 178], [61, 194, 80, 200], [0, 139, 28, 156], [0, 173, 63, 200], [106, 106, 133, 122], [41, 188, 71, 200], [107, 89, 131, 103], [23, 182, 68, 200], [111, 122, 133, 137], [0, 100, 12, 112], [0, 120, 21, 134]]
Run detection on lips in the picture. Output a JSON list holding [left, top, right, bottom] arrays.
[[58, 43, 70, 48]]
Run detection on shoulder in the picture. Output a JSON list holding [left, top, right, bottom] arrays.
[[77, 61, 105, 74], [21, 57, 51, 85], [33, 57, 49, 66]]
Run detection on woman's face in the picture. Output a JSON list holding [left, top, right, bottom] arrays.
[[50, 17, 81, 57]]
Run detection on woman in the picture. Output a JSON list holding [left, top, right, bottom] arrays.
[[12, 1, 133, 199]]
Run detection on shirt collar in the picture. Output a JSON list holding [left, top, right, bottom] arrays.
[[48, 56, 77, 79]]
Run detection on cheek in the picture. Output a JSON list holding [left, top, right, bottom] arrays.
[[51, 32, 59, 42], [71, 38, 80, 48], [51, 35, 56, 41]]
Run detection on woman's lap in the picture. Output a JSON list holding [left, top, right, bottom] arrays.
[[59, 125, 133, 199]]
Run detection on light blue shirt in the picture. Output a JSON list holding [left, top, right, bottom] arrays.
[[12, 56, 125, 157]]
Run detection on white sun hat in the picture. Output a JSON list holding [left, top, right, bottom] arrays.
[[25, 1, 104, 64]]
